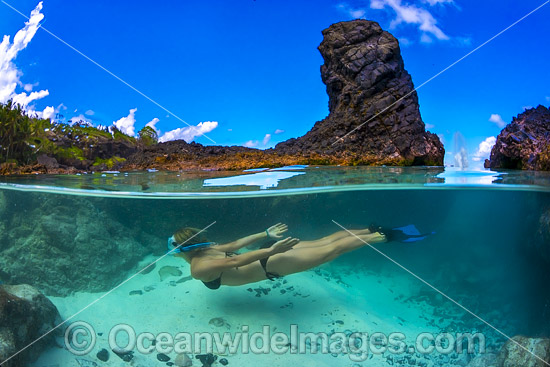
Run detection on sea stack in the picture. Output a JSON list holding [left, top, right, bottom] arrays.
[[276, 19, 444, 166], [486, 105, 550, 170]]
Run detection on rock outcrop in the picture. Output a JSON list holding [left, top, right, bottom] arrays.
[[0, 284, 60, 367], [0, 194, 154, 296], [497, 336, 550, 367], [276, 20, 444, 166], [2, 20, 445, 175], [486, 105, 550, 170]]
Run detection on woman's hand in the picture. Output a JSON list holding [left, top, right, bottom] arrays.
[[266, 223, 288, 239], [269, 237, 299, 254]]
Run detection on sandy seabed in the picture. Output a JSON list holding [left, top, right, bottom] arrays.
[[31, 253, 483, 367]]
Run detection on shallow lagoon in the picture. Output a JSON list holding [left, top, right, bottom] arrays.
[[1, 166, 549, 367]]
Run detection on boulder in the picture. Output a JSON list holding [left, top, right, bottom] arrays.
[[36, 154, 59, 169], [497, 336, 550, 367], [488, 105, 550, 170], [0, 284, 60, 367]]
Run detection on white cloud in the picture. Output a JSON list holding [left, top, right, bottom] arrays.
[[274, 129, 285, 134], [422, 0, 453, 5], [85, 109, 94, 116], [12, 89, 49, 107], [350, 9, 366, 18], [425, 123, 435, 129], [159, 121, 218, 143], [23, 82, 38, 92], [370, 0, 450, 42], [145, 117, 160, 134], [489, 114, 506, 129], [0, 2, 48, 108], [41, 106, 55, 120], [472, 136, 496, 162], [545, 96, 550, 102], [242, 133, 274, 148], [69, 114, 93, 126], [420, 33, 433, 43], [113, 108, 138, 136], [337, 3, 367, 19], [399, 37, 412, 46], [227, 128, 233, 132]]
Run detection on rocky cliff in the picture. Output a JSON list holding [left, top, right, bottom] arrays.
[[486, 105, 550, 170], [276, 20, 444, 166]]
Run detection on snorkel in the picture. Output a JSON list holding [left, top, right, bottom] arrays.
[[167, 236, 214, 255]]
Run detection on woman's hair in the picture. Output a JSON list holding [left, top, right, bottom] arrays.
[[173, 227, 208, 246]]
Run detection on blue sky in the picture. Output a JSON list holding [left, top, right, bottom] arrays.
[[0, 0, 549, 167]]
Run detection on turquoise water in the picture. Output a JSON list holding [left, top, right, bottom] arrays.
[[1, 166, 549, 366]]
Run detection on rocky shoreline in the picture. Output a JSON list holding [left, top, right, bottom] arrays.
[[0, 20, 445, 175]]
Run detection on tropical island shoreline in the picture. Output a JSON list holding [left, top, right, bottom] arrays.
[[1, 20, 549, 175]]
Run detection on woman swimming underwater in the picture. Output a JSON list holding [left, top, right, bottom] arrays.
[[167, 223, 386, 290]]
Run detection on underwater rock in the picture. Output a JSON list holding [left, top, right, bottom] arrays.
[[219, 357, 228, 365], [275, 19, 444, 166], [196, 353, 217, 367], [96, 348, 109, 362], [466, 353, 497, 367], [159, 266, 183, 281], [157, 352, 171, 362], [488, 105, 550, 170], [0, 194, 151, 296], [497, 336, 550, 367], [0, 284, 60, 367], [129, 290, 143, 296], [175, 352, 193, 366], [535, 207, 550, 264], [139, 262, 156, 275], [177, 275, 193, 283], [112, 349, 134, 362]]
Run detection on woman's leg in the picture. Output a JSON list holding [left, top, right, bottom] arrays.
[[293, 228, 372, 249], [267, 232, 385, 276]]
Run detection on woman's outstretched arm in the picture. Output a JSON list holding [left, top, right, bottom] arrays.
[[214, 223, 288, 252], [192, 237, 298, 280]]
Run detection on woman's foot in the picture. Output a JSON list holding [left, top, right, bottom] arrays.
[[357, 232, 387, 244]]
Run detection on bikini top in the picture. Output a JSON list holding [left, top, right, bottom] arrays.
[[201, 252, 237, 290]]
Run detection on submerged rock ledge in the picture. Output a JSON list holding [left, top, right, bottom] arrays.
[[1, 20, 443, 175]]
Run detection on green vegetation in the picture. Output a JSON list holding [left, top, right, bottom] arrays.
[[138, 126, 158, 146], [0, 101, 138, 168], [0, 100, 46, 164], [93, 156, 126, 169]]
